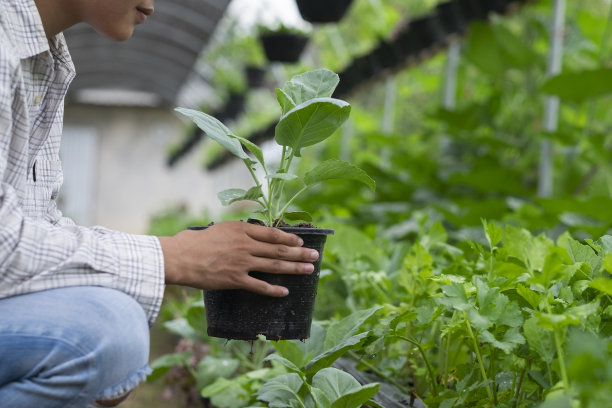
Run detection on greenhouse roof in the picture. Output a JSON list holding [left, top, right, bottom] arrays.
[[63, 0, 231, 107]]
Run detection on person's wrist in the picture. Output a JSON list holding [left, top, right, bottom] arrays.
[[158, 236, 180, 285]]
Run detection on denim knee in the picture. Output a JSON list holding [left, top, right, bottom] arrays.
[[0, 287, 151, 408]]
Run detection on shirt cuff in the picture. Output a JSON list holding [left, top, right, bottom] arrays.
[[109, 231, 166, 327]]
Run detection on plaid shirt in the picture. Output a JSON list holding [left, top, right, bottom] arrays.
[[0, 0, 165, 326]]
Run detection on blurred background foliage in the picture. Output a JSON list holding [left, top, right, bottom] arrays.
[[141, 1, 612, 407]]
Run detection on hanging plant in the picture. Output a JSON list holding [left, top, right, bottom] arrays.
[[436, 1, 468, 36], [258, 25, 310, 63], [295, 0, 355, 24]]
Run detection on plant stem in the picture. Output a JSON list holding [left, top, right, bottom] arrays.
[[391, 335, 438, 396], [488, 345, 498, 405], [552, 328, 569, 391], [441, 332, 452, 388], [545, 304, 569, 391], [276, 186, 308, 223], [244, 159, 272, 225], [347, 350, 412, 395], [512, 360, 528, 408], [463, 312, 494, 402]]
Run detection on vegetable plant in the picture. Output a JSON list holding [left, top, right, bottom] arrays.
[[175, 69, 375, 227]]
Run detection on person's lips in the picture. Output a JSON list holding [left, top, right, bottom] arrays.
[[136, 6, 154, 23]]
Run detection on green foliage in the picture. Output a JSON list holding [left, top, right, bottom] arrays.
[[176, 69, 374, 226], [152, 1, 612, 407]]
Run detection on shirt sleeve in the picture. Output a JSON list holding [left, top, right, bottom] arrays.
[[0, 41, 165, 327], [0, 186, 166, 326]]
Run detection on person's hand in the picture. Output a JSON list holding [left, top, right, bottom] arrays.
[[158, 221, 319, 297]]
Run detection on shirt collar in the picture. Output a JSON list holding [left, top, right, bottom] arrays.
[[5, 0, 66, 59]]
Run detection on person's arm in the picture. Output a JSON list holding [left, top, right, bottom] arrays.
[[0, 45, 166, 325], [0, 182, 166, 325]]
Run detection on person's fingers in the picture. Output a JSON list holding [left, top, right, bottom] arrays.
[[241, 275, 290, 297], [247, 256, 315, 275], [249, 241, 319, 263], [244, 223, 304, 247]]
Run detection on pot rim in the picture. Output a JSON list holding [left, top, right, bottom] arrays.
[[188, 225, 334, 235]]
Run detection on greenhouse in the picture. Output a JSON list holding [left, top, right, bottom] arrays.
[[1, 0, 612, 407]]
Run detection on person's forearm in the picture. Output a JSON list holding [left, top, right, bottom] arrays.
[[158, 222, 318, 297]]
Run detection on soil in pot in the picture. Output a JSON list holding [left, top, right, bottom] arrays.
[[189, 225, 333, 340], [296, 0, 354, 23]]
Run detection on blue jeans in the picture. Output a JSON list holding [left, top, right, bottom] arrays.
[[0, 286, 152, 407]]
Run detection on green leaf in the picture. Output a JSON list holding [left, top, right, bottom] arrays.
[[481, 218, 503, 249], [464, 23, 538, 76], [589, 277, 612, 296], [527, 370, 551, 389], [148, 352, 192, 382], [311, 367, 361, 402], [275, 98, 351, 157], [272, 340, 307, 368], [264, 354, 303, 374], [536, 300, 600, 329], [324, 306, 382, 350], [541, 68, 612, 103], [256, 373, 304, 408], [437, 283, 471, 311], [310, 388, 332, 408], [281, 68, 340, 106], [196, 356, 240, 389], [186, 303, 206, 336], [304, 159, 375, 191], [562, 237, 601, 276], [478, 327, 525, 353], [276, 88, 296, 116], [163, 318, 199, 341], [331, 383, 380, 408], [234, 134, 265, 166], [516, 284, 542, 310], [175, 107, 248, 160], [272, 324, 326, 369], [283, 211, 312, 222], [523, 317, 555, 364], [206, 379, 251, 407], [306, 331, 371, 375], [217, 186, 263, 206]]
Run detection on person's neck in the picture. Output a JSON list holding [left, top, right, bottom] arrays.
[[34, 0, 80, 39]]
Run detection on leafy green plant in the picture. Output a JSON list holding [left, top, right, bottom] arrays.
[[258, 23, 309, 36], [175, 69, 375, 226]]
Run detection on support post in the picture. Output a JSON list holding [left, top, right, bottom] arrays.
[[538, 0, 566, 197], [441, 40, 461, 153]]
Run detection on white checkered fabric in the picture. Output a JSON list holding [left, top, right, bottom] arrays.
[[0, 0, 165, 326]]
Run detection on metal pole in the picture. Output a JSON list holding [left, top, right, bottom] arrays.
[[538, 0, 566, 197], [441, 40, 461, 153], [443, 41, 461, 110]]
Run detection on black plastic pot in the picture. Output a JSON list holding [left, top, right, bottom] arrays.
[[436, 1, 468, 36], [295, 0, 354, 23], [475, 0, 513, 15], [188, 226, 334, 340], [215, 92, 245, 122], [454, 0, 488, 23], [260, 32, 309, 63], [395, 14, 447, 59], [371, 41, 403, 72], [245, 66, 266, 88]]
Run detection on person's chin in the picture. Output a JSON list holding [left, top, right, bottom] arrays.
[[98, 26, 135, 42]]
